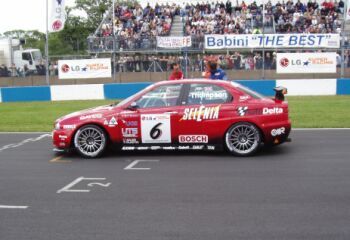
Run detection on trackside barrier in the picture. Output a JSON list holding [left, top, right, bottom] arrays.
[[0, 79, 349, 103]]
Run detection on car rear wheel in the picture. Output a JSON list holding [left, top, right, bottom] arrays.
[[74, 125, 107, 158], [225, 122, 261, 157]]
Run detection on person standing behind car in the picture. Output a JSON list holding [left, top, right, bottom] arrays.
[[207, 60, 228, 80], [169, 63, 184, 80]]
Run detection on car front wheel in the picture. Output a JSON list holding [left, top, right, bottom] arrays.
[[74, 125, 107, 158], [225, 122, 261, 157]]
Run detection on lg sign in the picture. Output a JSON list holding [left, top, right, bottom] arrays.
[[280, 58, 289, 67], [179, 135, 208, 143], [61, 64, 70, 73]]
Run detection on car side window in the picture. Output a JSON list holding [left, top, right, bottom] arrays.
[[186, 84, 233, 105], [134, 84, 182, 109]]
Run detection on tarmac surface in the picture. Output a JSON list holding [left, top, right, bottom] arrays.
[[0, 129, 350, 240]]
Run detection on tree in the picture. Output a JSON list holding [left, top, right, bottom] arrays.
[[74, 0, 112, 29]]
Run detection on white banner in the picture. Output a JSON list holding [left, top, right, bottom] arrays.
[[347, 0, 350, 20], [50, 0, 66, 32], [276, 52, 337, 74], [58, 58, 112, 79], [156, 36, 192, 48], [205, 34, 340, 49]]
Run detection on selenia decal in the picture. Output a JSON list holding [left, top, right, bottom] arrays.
[[141, 114, 171, 143], [181, 105, 220, 122]]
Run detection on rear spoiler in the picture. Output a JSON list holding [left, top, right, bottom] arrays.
[[273, 86, 288, 101]]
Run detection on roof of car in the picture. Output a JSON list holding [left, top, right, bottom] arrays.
[[155, 79, 235, 86]]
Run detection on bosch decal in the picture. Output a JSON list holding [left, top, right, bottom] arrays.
[[179, 135, 208, 143]]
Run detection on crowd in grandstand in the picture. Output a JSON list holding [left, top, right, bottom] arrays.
[[90, 0, 346, 52]]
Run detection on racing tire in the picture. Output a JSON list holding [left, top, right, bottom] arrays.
[[74, 125, 107, 158], [225, 122, 261, 157]]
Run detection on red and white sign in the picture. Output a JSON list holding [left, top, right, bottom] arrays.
[[277, 52, 336, 74], [58, 58, 111, 79], [50, 0, 66, 32], [347, 0, 350, 20], [179, 135, 208, 143], [157, 36, 192, 48]]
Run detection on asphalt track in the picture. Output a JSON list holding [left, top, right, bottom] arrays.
[[0, 130, 350, 240]]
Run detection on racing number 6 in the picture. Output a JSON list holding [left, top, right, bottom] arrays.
[[150, 123, 162, 139]]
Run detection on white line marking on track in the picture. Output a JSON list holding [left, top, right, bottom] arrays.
[[57, 177, 111, 193], [0, 134, 52, 152], [0, 205, 28, 209], [124, 160, 160, 170]]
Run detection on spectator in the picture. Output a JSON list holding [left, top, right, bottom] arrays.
[[207, 60, 228, 80], [169, 63, 184, 80]]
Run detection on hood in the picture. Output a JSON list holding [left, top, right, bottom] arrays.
[[56, 105, 115, 122]]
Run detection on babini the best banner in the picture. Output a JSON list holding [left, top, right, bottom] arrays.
[[50, 0, 66, 32], [205, 34, 340, 49], [276, 52, 337, 74], [156, 36, 192, 48], [58, 58, 112, 79]]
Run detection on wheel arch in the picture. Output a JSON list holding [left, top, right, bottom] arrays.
[[69, 122, 112, 148], [223, 120, 265, 144]]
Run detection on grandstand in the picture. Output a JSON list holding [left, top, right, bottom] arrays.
[[88, 0, 346, 52]]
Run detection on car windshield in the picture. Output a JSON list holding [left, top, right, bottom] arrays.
[[32, 51, 42, 61], [113, 84, 154, 107]]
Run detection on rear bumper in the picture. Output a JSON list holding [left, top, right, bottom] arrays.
[[262, 120, 292, 145]]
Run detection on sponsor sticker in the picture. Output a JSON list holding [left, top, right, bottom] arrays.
[[122, 146, 135, 150], [58, 135, 67, 139], [181, 105, 220, 122], [63, 125, 76, 129], [124, 121, 138, 127], [108, 117, 118, 127], [123, 138, 139, 144], [80, 114, 102, 120], [122, 128, 138, 138], [271, 127, 286, 136], [207, 145, 215, 150], [239, 95, 249, 102], [263, 107, 283, 115], [179, 135, 208, 143], [237, 106, 248, 116], [192, 145, 205, 150]]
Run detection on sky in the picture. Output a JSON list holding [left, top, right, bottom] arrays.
[[0, 0, 79, 34]]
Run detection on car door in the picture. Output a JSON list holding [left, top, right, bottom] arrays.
[[178, 83, 235, 146], [119, 83, 184, 147]]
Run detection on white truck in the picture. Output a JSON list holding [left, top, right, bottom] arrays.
[[0, 37, 43, 73]]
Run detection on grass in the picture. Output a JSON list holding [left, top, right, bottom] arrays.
[[0, 96, 349, 132]]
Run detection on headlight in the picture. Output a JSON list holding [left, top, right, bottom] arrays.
[[55, 122, 61, 130]]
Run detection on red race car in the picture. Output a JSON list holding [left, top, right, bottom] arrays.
[[53, 79, 291, 158]]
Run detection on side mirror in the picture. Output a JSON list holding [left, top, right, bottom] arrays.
[[29, 60, 33, 65], [127, 102, 139, 110]]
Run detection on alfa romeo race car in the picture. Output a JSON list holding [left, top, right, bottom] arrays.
[[53, 79, 291, 158]]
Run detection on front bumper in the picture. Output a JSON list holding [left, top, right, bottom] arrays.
[[52, 129, 74, 150]]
